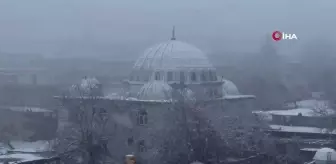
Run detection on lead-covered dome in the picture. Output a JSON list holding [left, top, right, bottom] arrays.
[[133, 40, 213, 70], [137, 80, 173, 101]]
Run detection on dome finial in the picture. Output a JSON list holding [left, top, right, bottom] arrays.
[[171, 26, 176, 40]]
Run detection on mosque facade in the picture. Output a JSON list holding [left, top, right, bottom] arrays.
[[60, 31, 256, 163]]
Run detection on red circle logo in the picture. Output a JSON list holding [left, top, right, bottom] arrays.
[[272, 31, 282, 41]]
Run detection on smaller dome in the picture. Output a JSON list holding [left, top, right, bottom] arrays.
[[80, 77, 100, 90], [219, 76, 239, 95], [69, 77, 102, 97], [314, 147, 336, 163], [138, 80, 173, 101]]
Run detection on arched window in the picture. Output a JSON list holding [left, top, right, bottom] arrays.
[[155, 72, 160, 80], [190, 72, 197, 82], [138, 140, 146, 152], [167, 71, 173, 81], [127, 137, 134, 146], [180, 71, 185, 82], [137, 110, 148, 125]]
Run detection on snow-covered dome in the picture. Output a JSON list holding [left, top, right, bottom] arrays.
[[138, 80, 173, 101], [133, 40, 213, 70], [69, 77, 103, 96], [314, 148, 336, 164], [219, 76, 239, 95], [80, 77, 100, 90]]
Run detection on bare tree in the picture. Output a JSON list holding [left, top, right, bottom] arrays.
[[54, 80, 113, 164]]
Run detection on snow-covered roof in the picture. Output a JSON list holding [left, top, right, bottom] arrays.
[[297, 99, 329, 109], [0, 106, 51, 113], [222, 95, 256, 99], [269, 125, 336, 134], [255, 108, 335, 117], [137, 80, 173, 101], [0, 140, 54, 164], [9, 141, 52, 153], [0, 153, 44, 163], [313, 147, 336, 161], [0, 140, 52, 153], [301, 148, 321, 152], [133, 40, 213, 70]]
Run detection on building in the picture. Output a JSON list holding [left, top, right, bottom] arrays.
[[254, 99, 336, 162], [59, 31, 256, 164]]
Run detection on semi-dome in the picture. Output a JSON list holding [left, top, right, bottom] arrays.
[[219, 76, 239, 95], [138, 80, 173, 101], [314, 148, 336, 164], [133, 40, 213, 70]]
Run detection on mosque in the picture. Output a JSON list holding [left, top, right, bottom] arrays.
[[61, 28, 256, 163]]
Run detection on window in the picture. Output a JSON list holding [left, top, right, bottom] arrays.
[[138, 140, 146, 152], [144, 75, 150, 82], [167, 71, 173, 81], [209, 70, 214, 81], [190, 72, 197, 82], [180, 71, 185, 82], [201, 71, 207, 81], [213, 89, 218, 97], [127, 137, 134, 146], [213, 72, 218, 81], [137, 110, 148, 125], [155, 72, 160, 80]]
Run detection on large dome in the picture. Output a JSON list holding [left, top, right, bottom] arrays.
[[133, 40, 213, 70]]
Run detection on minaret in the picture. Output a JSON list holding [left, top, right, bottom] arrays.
[[171, 26, 176, 40]]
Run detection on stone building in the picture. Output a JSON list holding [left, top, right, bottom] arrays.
[[59, 32, 256, 163]]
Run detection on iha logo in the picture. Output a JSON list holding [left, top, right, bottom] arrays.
[[272, 31, 298, 41]]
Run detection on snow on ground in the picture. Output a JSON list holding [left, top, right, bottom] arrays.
[[269, 125, 336, 134]]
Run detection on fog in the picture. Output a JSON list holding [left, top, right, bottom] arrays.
[[0, 0, 335, 57]]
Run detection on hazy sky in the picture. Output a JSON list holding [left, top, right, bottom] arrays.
[[0, 0, 335, 56]]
